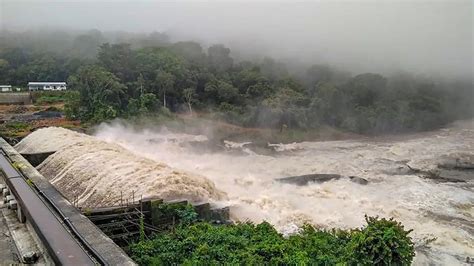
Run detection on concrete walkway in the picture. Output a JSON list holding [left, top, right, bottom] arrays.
[[0, 202, 19, 264]]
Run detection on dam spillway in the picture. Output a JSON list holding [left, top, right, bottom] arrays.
[[15, 127, 225, 208]]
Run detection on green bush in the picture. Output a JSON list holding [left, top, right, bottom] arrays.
[[129, 216, 415, 265], [5, 121, 30, 130], [346, 216, 415, 265], [32, 91, 68, 104]]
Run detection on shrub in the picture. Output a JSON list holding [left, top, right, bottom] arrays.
[[129, 215, 415, 265], [32, 91, 68, 104], [346, 215, 415, 265]]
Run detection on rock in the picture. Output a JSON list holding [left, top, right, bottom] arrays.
[[349, 176, 369, 185], [438, 153, 474, 170], [432, 169, 472, 183], [407, 154, 474, 183], [276, 174, 341, 185]]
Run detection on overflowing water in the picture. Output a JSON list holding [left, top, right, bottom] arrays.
[[15, 127, 225, 207], [15, 121, 474, 264], [93, 120, 474, 265]]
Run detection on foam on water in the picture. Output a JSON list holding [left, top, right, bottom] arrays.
[[93, 120, 474, 265], [14, 122, 474, 264]]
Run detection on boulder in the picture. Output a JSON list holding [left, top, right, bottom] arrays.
[[349, 176, 369, 185], [276, 174, 341, 185], [438, 153, 474, 170]]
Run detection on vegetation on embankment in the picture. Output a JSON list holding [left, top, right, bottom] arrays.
[[31, 90, 70, 105], [105, 113, 360, 146], [0, 92, 83, 142], [130, 209, 415, 265]]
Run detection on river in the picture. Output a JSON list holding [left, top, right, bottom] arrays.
[[94, 120, 473, 265]]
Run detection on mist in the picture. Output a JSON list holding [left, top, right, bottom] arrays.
[[1, 0, 472, 79]]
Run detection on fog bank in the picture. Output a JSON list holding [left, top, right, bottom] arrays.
[[1, 0, 472, 79]]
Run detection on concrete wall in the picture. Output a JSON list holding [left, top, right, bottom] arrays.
[[0, 138, 136, 265], [20, 152, 54, 167], [0, 93, 32, 105]]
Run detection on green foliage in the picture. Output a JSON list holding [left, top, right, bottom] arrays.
[[204, 78, 239, 104], [129, 216, 415, 265], [153, 202, 199, 226], [64, 90, 81, 119], [1, 31, 471, 133], [32, 91, 68, 104], [346, 216, 415, 265], [66, 65, 127, 122], [5, 121, 29, 131], [139, 214, 146, 242], [0, 121, 32, 138]]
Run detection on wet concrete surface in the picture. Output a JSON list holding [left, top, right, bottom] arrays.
[[0, 201, 20, 264]]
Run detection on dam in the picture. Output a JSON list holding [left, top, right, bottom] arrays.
[[5, 121, 474, 264]]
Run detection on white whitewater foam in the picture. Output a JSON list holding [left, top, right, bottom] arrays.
[[93, 120, 474, 265], [16, 127, 225, 208]]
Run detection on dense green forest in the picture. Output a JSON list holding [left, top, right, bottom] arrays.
[[1, 29, 472, 134]]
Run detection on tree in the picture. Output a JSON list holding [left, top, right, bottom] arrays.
[[98, 43, 136, 82], [259, 87, 307, 129], [171, 41, 206, 65], [71, 29, 104, 58], [305, 64, 333, 87], [155, 70, 175, 108], [260, 57, 288, 82], [207, 44, 233, 73], [0, 59, 10, 84], [307, 82, 345, 126], [183, 87, 196, 115], [67, 65, 126, 122], [345, 73, 387, 107], [139, 93, 160, 113], [204, 78, 239, 104]]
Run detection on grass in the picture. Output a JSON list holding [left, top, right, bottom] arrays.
[[31, 91, 68, 105], [0, 121, 32, 138]]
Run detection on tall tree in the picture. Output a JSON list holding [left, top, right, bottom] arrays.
[[183, 87, 196, 115], [155, 70, 175, 108], [67, 65, 126, 122], [98, 43, 136, 82], [207, 44, 233, 74]]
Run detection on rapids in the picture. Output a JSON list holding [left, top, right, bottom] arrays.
[[93, 120, 474, 265], [14, 121, 474, 264]]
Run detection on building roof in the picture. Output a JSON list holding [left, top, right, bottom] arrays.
[[28, 82, 66, 86], [0, 85, 12, 87]]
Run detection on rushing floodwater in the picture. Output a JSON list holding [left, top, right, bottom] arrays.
[[93, 120, 473, 265], [14, 121, 473, 264]]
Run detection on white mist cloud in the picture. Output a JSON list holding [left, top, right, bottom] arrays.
[[1, 0, 472, 78]]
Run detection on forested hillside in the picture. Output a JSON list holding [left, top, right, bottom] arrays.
[[1, 30, 472, 134]]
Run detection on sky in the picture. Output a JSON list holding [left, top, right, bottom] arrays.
[[1, 0, 472, 79]]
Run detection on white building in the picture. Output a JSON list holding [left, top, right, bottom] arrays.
[[0, 85, 12, 92], [28, 82, 67, 91]]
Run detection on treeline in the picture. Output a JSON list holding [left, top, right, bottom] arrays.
[[1, 30, 472, 134]]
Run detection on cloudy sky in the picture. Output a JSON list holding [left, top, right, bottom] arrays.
[[1, 0, 472, 78]]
